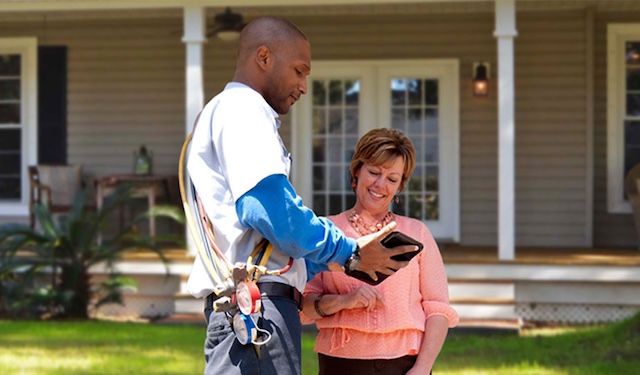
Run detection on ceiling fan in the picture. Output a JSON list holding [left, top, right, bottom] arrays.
[[208, 7, 246, 41]]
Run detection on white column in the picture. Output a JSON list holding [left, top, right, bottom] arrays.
[[183, 7, 206, 132], [182, 7, 206, 256], [494, 0, 517, 261]]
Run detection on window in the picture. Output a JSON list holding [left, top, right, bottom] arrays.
[[293, 60, 459, 240], [608, 25, 640, 213], [0, 38, 37, 216]]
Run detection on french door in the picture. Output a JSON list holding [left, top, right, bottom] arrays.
[[293, 60, 459, 241]]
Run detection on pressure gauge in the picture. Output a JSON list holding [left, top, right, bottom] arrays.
[[233, 312, 258, 345], [236, 281, 262, 315]]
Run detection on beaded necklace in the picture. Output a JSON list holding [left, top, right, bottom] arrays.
[[347, 209, 395, 236]]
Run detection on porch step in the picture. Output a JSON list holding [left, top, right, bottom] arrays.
[[448, 279, 514, 300], [174, 293, 205, 315], [451, 301, 516, 320], [448, 278, 516, 320]]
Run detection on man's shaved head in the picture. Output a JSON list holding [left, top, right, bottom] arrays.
[[233, 16, 311, 114], [237, 16, 308, 63]]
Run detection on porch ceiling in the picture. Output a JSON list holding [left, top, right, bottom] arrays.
[[1, 0, 640, 20]]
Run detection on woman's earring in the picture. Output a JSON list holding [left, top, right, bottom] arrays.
[[394, 196, 400, 204]]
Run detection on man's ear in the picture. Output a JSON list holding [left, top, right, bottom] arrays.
[[255, 45, 271, 71]]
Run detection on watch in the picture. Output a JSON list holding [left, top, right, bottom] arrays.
[[344, 246, 361, 272]]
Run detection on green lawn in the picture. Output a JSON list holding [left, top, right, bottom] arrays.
[[0, 313, 639, 374]]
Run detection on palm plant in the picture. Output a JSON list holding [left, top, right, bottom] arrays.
[[0, 184, 184, 319]]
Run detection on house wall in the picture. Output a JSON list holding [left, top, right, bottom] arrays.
[[0, 7, 631, 248], [515, 10, 589, 247], [264, 11, 589, 247], [593, 11, 638, 248], [0, 13, 186, 188]]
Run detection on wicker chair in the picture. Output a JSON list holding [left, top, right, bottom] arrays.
[[28, 164, 85, 228], [624, 163, 640, 249]]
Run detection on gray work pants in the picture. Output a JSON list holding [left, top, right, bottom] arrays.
[[203, 295, 302, 375]]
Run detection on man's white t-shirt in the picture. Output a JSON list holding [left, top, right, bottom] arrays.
[[186, 82, 307, 298]]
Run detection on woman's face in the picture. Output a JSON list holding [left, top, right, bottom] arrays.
[[354, 156, 404, 215]]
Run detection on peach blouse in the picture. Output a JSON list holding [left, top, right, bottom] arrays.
[[302, 213, 459, 359]]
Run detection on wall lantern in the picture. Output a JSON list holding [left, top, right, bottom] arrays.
[[472, 62, 490, 97]]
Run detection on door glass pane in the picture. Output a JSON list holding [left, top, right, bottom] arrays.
[[391, 79, 406, 105], [313, 81, 327, 106], [0, 53, 21, 201], [626, 42, 640, 64], [407, 79, 422, 105], [345, 80, 359, 105], [311, 78, 360, 216], [626, 93, 640, 116], [390, 77, 440, 220], [627, 69, 640, 91]]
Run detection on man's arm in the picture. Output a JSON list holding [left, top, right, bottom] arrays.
[[236, 174, 415, 281], [236, 174, 354, 272]]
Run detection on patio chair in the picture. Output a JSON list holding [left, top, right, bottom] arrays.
[[624, 163, 640, 249], [28, 164, 85, 228]]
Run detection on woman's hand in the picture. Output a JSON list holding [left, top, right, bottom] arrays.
[[302, 285, 385, 319], [343, 285, 385, 312]]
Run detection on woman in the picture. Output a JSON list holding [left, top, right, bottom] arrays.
[[302, 128, 459, 375]]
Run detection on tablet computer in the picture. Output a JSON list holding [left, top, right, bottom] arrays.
[[345, 231, 424, 285]]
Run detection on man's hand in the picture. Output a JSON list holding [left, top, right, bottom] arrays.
[[355, 222, 418, 282]]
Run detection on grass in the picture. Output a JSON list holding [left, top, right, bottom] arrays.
[[0, 313, 639, 374], [436, 314, 640, 375]]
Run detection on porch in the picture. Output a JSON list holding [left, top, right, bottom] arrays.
[[94, 245, 640, 326], [441, 245, 640, 325]]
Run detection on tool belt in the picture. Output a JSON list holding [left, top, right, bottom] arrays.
[[207, 282, 302, 311]]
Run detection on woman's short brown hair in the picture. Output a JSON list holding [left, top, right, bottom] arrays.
[[349, 128, 416, 192]]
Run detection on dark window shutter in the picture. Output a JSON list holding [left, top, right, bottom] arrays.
[[37, 46, 67, 164]]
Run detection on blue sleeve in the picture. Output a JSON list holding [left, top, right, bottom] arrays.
[[235, 174, 356, 278]]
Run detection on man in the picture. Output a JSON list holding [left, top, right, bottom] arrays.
[[186, 16, 415, 375]]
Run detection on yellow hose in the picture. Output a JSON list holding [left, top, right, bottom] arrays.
[[178, 117, 293, 289], [178, 131, 226, 286]]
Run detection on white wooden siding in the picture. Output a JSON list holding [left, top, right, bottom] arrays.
[[66, 18, 185, 180], [514, 10, 588, 247]]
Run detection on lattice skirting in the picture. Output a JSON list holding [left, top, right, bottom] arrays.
[[515, 303, 640, 324]]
